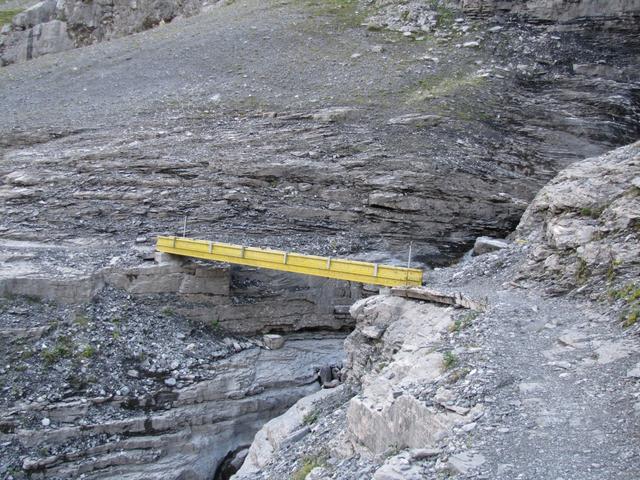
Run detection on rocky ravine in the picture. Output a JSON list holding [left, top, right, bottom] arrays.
[[231, 142, 640, 479], [0, 245, 360, 479]]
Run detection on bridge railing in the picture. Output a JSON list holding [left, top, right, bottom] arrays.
[[156, 236, 423, 287]]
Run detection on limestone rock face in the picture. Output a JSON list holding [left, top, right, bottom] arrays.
[[345, 295, 452, 385], [456, 0, 640, 25], [344, 295, 477, 454], [0, 19, 74, 67], [0, 0, 204, 65], [472, 236, 510, 256], [234, 386, 345, 478], [514, 141, 640, 294]]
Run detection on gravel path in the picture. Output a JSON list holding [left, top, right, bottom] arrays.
[[428, 248, 640, 480]]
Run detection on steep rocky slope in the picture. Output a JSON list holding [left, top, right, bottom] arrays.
[[234, 141, 640, 479]]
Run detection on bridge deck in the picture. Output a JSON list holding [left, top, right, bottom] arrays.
[[156, 236, 423, 287]]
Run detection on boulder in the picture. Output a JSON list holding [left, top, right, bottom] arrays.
[[263, 334, 285, 350], [472, 236, 510, 256]]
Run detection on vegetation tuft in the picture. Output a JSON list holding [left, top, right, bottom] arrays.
[[291, 456, 325, 480], [408, 71, 486, 103], [80, 345, 96, 358], [449, 310, 479, 333], [442, 351, 458, 370], [609, 283, 640, 328], [303, 411, 318, 425], [575, 258, 589, 285], [74, 313, 90, 328], [42, 336, 74, 365], [579, 206, 604, 219]]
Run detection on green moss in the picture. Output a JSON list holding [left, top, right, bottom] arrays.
[[0, 9, 22, 27]]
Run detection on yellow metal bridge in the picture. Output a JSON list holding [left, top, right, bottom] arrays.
[[156, 236, 423, 287]]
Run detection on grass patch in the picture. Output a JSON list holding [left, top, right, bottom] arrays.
[[442, 351, 458, 370], [579, 206, 604, 219], [298, 0, 368, 26], [0, 9, 21, 27], [408, 71, 486, 102], [447, 366, 470, 384], [291, 456, 325, 480], [623, 309, 639, 328], [575, 258, 589, 285], [431, 0, 455, 28], [610, 283, 640, 328], [80, 345, 96, 358], [449, 310, 478, 333], [303, 411, 318, 425], [161, 307, 175, 317], [74, 313, 90, 328], [42, 336, 74, 365]]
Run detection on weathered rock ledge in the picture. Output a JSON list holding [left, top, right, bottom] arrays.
[[0, 245, 361, 334]]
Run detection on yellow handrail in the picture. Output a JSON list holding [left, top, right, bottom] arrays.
[[156, 236, 423, 287]]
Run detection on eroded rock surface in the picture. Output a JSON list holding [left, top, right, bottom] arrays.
[[514, 141, 640, 297], [0, 242, 362, 334]]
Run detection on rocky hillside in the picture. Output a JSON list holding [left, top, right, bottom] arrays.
[[2, 0, 639, 267], [235, 141, 640, 479], [0, 246, 354, 479]]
